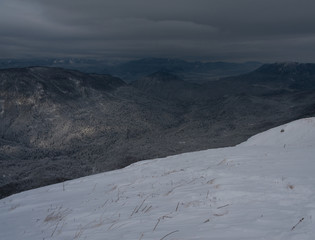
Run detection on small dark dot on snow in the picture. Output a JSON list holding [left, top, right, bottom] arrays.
[[280, 129, 285, 133]]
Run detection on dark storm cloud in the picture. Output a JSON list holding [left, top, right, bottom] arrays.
[[1, 0, 315, 62]]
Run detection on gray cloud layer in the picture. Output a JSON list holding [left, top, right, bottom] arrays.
[[1, 0, 315, 62]]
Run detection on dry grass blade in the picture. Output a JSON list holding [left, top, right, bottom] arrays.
[[217, 204, 230, 209], [291, 217, 304, 231], [144, 206, 152, 213], [51, 221, 60, 237], [175, 202, 180, 212], [153, 218, 160, 231], [160, 230, 179, 240], [131, 205, 138, 216], [135, 199, 147, 214]]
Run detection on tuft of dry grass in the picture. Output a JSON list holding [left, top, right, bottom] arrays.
[[44, 208, 72, 222], [213, 210, 229, 217], [73, 226, 83, 239], [287, 184, 295, 190], [9, 204, 20, 211], [217, 159, 227, 166], [139, 233, 144, 240], [203, 219, 210, 223], [207, 178, 216, 184]]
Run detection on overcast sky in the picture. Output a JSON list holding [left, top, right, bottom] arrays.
[[1, 0, 315, 62]]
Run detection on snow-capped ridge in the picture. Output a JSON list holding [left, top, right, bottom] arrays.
[[1, 118, 315, 240], [240, 117, 315, 147]]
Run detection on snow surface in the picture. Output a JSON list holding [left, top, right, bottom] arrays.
[[1, 118, 315, 240]]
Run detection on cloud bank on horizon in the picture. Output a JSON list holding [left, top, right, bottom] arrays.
[[1, 0, 315, 62]]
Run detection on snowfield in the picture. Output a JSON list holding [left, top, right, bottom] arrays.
[[1, 118, 315, 240]]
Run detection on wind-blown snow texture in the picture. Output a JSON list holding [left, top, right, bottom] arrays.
[[1, 118, 315, 240]]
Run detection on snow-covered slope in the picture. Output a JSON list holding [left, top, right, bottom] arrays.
[[241, 118, 315, 147], [1, 118, 315, 240]]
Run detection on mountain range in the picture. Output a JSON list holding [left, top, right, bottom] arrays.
[[0, 58, 262, 83], [1, 62, 315, 198]]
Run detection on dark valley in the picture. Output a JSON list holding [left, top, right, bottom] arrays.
[[1, 62, 315, 198]]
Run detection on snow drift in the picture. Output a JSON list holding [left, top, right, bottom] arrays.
[[1, 118, 315, 240]]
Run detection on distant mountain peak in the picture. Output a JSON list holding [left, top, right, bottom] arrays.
[[255, 62, 315, 75], [146, 71, 181, 82], [0, 67, 125, 99]]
